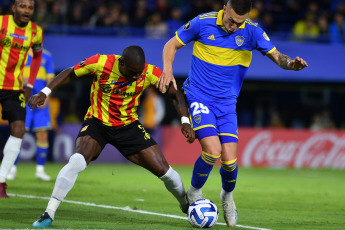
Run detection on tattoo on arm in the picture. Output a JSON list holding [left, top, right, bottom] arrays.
[[278, 53, 292, 70]]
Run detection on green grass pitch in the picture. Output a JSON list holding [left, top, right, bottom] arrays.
[[0, 163, 344, 229]]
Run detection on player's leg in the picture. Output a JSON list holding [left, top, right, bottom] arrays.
[[115, 121, 188, 213], [32, 106, 52, 180], [185, 95, 221, 204], [217, 112, 239, 227], [126, 145, 189, 213], [35, 130, 51, 181], [32, 119, 105, 228], [0, 91, 26, 198]]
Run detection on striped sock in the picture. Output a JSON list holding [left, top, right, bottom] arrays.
[[220, 158, 238, 192], [191, 151, 220, 189]]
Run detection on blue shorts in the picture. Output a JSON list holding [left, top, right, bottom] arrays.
[[25, 104, 52, 131], [186, 93, 238, 144]]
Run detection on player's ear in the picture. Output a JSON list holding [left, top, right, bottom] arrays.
[[118, 57, 124, 66]]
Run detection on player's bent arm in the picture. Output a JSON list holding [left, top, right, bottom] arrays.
[[267, 49, 308, 71], [28, 67, 76, 110], [157, 37, 184, 92]]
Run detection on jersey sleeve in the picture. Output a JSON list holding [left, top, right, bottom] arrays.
[[252, 26, 276, 55], [148, 65, 163, 86], [175, 16, 201, 45], [32, 25, 44, 52], [73, 54, 100, 77]]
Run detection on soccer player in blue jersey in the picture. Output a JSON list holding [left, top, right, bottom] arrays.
[[158, 0, 308, 227], [7, 49, 55, 181]]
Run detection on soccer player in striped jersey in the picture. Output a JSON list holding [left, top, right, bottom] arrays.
[[0, 0, 43, 198], [7, 48, 54, 181], [29, 45, 195, 228], [158, 0, 308, 227]]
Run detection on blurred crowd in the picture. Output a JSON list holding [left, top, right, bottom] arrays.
[[1, 0, 345, 43]]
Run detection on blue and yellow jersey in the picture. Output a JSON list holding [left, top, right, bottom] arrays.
[[177, 10, 276, 103], [23, 49, 55, 94]]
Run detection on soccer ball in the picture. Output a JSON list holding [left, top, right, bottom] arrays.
[[187, 199, 219, 228]]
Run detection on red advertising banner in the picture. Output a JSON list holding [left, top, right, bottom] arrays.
[[162, 127, 345, 169]]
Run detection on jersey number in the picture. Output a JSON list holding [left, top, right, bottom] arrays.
[[191, 102, 209, 116]]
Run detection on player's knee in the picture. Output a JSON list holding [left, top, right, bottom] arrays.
[[68, 153, 87, 173], [11, 123, 25, 138]]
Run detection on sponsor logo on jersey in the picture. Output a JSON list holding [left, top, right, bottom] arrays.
[[100, 83, 140, 97], [10, 33, 28, 40], [207, 34, 215, 40], [235, 36, 245, 47]]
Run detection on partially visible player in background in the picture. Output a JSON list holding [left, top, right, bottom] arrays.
[[7, 48, 54, 181], [0, 0, 43, 198], [158, 0, 308, 227], [28, 45, 195, 228]]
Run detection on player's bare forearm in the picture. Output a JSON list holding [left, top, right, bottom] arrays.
[[267, 50, 308, 71], [167, 85, 189, 118], [267, 50, 292, 70], [46, 67, 76, 91]]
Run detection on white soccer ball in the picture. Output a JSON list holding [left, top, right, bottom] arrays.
[[187, 199, 219, 228]]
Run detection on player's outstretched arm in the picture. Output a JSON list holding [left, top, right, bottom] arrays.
[[28, 67, 76, 110], [267, 49, 308, 71], [167, 84, 196, 143], [156, 37, 183, 93]]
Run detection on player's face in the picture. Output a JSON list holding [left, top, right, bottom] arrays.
[[222, 5, 248, 34], [12, 0, 35, 27], [119, 60, 145, 82]]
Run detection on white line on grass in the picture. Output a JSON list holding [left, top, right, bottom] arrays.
[[8, 193, 272, 230]]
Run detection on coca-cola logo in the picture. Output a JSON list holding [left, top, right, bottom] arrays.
[[241, 131, 345, 169]]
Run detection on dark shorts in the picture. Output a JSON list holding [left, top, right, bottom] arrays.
[[77, 118, 157, 157], [0, 90, 26, 123]]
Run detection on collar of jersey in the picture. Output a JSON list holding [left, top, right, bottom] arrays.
[[216, 10, 246, 31]]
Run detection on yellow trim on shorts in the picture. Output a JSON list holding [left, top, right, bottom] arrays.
[[218, 133, 238, 139]]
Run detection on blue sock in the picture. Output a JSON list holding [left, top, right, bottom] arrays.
[[220, 159, 238, 192], [36, 141, 49, 166], [191, 151, 220, 189]]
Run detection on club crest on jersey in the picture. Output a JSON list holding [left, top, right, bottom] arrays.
[[235, 36, 245, 47], [194, 115, 201, 124], [183, 21, 191, 30]]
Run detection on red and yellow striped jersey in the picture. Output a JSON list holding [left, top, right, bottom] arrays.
[[74, 54, 163, 127], [0, 15, 43, 90]]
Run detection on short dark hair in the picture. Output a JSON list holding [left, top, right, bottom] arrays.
[[121, 45, 145, 66], [227, 0, 252, 15]]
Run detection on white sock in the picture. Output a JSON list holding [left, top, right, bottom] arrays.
[[220, 188, 233, 201], [46, 153, 87, 219], [159, 166, 186, 205], [0, 136, 22, 183], [188, 184, 202, 195], [36, 165, 45, 173]]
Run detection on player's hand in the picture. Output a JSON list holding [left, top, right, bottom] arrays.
[[289, 56, 308, 71], [23, 87, 32, 102], [156, 71, 177, 93], [181, 123, 196, 143], [28, 92, 47, 111]]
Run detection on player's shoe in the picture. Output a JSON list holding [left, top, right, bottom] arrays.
[[32, 212, 53, 228], [6, 166, 17, 180], [220, 189, 238, 227], [0, 182, 9, 198], [179, 194, 189, 214], [186, 187, 203, 204], [35, 171, 51, 181]]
